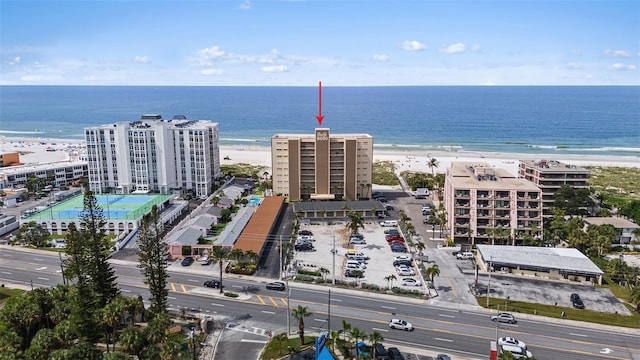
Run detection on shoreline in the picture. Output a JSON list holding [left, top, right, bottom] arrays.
[[2, 136, 639, 177]]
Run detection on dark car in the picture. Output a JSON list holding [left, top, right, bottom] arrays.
[[204, 280, 222, 288], [345, 269, 364, 278], [390, 244, 407, 253], [298, 230, 313, 236], [436, 355, 452, 360], [571, 293, 585, 309], [295, 243, 314, 251], [387, 347, 405, 360], [181, 257, 194, 266], [266, 281, 286, 291], [393, 259, 412, 267]]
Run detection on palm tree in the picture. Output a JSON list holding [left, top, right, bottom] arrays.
[[427, 264, 440, 283], [244, 249, 259, 264], [330, 329, 341, 353], [319, 267, 330, 283], [415, 241, 425, 258], [383, 274, 397, 291], [341, 319, 351, 341], [211, 246, 231, 293], [119, 327, 143, 357], [229, 248, 244, 264], [368, 331, 384, 359], [292, 305, 312, 345], [210, 196, 220, 207], [427, 157, 439, 176], [348, 327, 366, 350], [346, 211, 365, 235]]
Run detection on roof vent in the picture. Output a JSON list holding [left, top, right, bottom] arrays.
[[141, 114, 162, 120], [173, 115, 187, 120]]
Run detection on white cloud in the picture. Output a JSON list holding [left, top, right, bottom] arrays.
[[238, 0, 252, 10], [401, 40, 426, 51], [604, 49, 631, 58], [133, 55, 151, 64], [6, 56, 21, 65], [608, 63, 636, 71], [439, 43, 466, 54], [261, 65, 287, 73], [565, 62, 583, 70], [201, 68, 224, 75], [372, 54, 389, 62]]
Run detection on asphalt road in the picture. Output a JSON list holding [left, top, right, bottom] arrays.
[[2, 247, 639, 360]]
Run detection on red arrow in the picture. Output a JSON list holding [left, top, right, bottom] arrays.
[[316, 81, 324, 125]]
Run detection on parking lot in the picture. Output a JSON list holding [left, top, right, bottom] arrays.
[[292, 221, 426, 293]]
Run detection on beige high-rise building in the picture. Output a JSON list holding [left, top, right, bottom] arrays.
[[444, 162, 542, 245], [271, 128, 373, 201]]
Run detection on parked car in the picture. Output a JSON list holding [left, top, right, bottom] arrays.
[[346, 262, 366, 271], [435, 355, 451, 360], [349, 237, 366, 244], [390, 244, 407, 253], [200, 255, 211, 265], [571, 293, 585, 309], [400, 278, 421, 286], [384, 229, 399, 236], [386, 235, 405, 243], [387, 347, 405, 360], [297, 235, 314, 242], [203, 279, 222, 288], [374, 343, 390, 360], [350, 233, 364, 239], [394, 255, 412, 262], [266, 281, 286, 291], [295, 243, 314, 251], [498, 336, 527, 349], [384, 204, 394, 211], [344, 269, 364, 278], [393, 259, 412, 267], [491, 312, 516, 324], [500, 344, 533, 359], [396, 267, 415, 276], [298, 230, 313, 236], [379, 220, 398, 227], [388, 318, 414, 331], [421, 204, 431, 213], [181, 257, 194, 266]]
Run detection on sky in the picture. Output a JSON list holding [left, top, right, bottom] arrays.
[[1, 0, 639, 86]]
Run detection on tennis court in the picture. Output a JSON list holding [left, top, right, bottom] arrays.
[[25, 194, 172, 221]]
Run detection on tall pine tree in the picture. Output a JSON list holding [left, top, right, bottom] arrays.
[[137, 205, 169, 318], [78, 190, 119, 307]]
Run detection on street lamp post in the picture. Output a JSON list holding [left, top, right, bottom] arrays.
[[332, 236, 336, 285], [432, 224, 436, 239], [286, 279, 291, 336]]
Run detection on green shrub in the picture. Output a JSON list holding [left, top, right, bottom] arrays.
[[224, 292, 239, 298]]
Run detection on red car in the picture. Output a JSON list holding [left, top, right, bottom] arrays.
[[386, 236, 405, 243]]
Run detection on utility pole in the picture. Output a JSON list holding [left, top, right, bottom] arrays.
[[486, 256, 493, 308], [332, 236, 336, 285], [58, 251, 66, 285], [327, 289, 331, 333], [286, 280, 291, 336], [279, 235, 283, 280]]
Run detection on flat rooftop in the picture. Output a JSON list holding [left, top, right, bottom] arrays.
[[448, 162, 539, 191], [476, 245, 603, 275]]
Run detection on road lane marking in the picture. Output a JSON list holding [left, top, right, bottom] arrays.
[[262, 311, 276, 314], [211, 303, 225, 307], [187, 279, 198, 283], [33, 258, 43, 261], [435, 337, 453, 342], [256, 296, 266, 305], [241, 339, 267, 344], [569, 333, 588, 337], [445, 276, 458, 298], [280, 298, 288, 306], [37, 277, 49, 281], [170, 283, 177, 292], [36, 267, 47, 271], [268, 297, 279, 307], [121, 289, 131, 293], [381, 306, 396, 310], [180, 284, 187, 292], [168, 296, 177, 300], [314, 318, 327, 323], [332, 298, 342, 302], [372, 328, 389, 332], [439, 314, 455, 318], [1, 271, 11, 275]]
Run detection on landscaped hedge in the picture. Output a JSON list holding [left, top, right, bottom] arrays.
[[228, 263, 257, 275]]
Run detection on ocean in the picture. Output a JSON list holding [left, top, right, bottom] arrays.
[[0, 86, 638, 157]]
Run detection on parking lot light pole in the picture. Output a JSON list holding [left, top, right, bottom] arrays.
[[332, 236, 336, 285], [286, 280, 291, 336]]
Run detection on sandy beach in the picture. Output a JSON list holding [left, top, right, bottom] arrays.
[[2, 135, 639, 177]]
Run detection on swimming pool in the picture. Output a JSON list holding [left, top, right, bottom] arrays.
[[247, 197, 263, 206]]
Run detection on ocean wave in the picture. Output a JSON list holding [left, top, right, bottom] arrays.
[[220, 137, 270, 143], [375, 143, 463, 151]]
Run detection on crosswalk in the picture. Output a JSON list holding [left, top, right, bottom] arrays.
[[167, 282, 287, 307]]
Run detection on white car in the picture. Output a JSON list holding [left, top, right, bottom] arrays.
[[394, 255, 412, 262], [297, 235, 314, 242], [388, 318, 414, 331], [400, 278, 421, 286], [396, 267, 415, 276], [498, 337, 527, 349], [349, 237, 366, 244]]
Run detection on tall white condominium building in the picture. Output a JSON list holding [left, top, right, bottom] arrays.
[[271, 128, 373, 201], [444, 162, 542, 246], [85, 114, 220, 198]]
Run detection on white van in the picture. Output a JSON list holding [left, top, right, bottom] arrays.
[[379, 220, 398, 227], [345, 262, 366, 271], [346, 260, 366, 269], [501, 345, 533, 359]]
